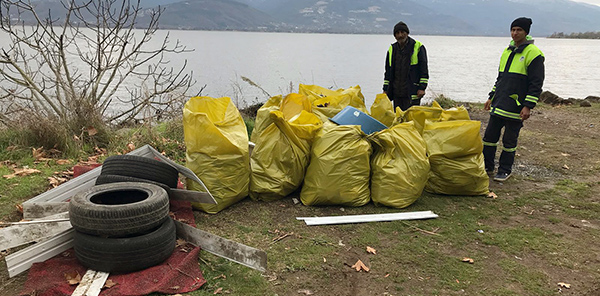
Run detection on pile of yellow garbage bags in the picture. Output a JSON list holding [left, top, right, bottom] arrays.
[[182, 84, 489, 214]]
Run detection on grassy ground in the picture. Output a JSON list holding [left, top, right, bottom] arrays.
[[1, 103, 599, 296]]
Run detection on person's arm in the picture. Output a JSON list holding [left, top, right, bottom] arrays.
[[523, 54, 545, 110], [417, 45, 429, 96], [487, 49, 505, 106], [383, 45, 393, 93]]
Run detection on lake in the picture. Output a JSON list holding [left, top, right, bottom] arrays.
[[2, 30, 599, 109], [169, 30, 600, 108]]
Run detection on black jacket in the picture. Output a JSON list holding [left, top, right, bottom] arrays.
[[383, 37, 429, 101], [489, 37, 545, 121]]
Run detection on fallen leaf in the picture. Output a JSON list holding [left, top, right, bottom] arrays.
[[64, 271, 81, 285], [297, 289, 314, 295], [32, 147, 45, 160], [558, 282, 571, 289], [212, 274, 226, 280], [384, 274, 390, 278], [104, 279, 117, 288], [126, 143, 136, 151], [366, 246, 377, 254], [175, 239, 187, 248], [86, 126, 98, 136], [15, 204, 23, 214], [461, 257, 474, 264], [351, 260, 370, 272], [56, 159, 72, 165], [487, 192, 498, 199], [213, 287, 223, 294], [4, 167, 42, 179], [323, 257, 326, 262], [562, 164, 570, 170]]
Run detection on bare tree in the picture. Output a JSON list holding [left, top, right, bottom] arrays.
[[0, 0, 193, 131]]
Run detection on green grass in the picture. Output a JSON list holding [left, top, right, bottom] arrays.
[[1, 104, 600, 295]]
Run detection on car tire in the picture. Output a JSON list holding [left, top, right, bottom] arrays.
[[69, 182, 169, 237], [100, 155, 179, 188], [74, 217, 176, 273], [95, 174, 173, 196]]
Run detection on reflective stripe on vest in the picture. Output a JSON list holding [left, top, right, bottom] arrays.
[[498, 43, 544, 76], [411, 40, 422, 66]]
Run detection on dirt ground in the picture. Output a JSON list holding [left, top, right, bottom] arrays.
[[1, 103, 599, 296]]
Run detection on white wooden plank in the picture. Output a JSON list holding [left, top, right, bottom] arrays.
[[298, 211, 439, 226], [5, 229, 74, 278], [22, 202, 70, 219], [0, 212, 71, 252], [71, 270, 110, 296], [174, 220, 267, 272], [84, 271, 110, 296]]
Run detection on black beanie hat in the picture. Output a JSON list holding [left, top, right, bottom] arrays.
[[393, 21, 409, 35], [511, 17, 532, 34]]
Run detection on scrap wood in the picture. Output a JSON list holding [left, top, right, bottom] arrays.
[[401, 221, 440, 236], [71, 269, 110, 296], [270, 230, 294, 245]]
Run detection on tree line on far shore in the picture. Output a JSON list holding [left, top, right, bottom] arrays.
[[548, 31, 600, 39]]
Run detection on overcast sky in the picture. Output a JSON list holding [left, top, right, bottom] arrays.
[[572, 0, 600, 6]]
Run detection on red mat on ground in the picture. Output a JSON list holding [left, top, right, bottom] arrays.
[[20, 200, 205, 296]]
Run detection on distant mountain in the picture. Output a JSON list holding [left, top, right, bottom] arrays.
[[138, 0, 278, 31], [5, 0, 600, 36]]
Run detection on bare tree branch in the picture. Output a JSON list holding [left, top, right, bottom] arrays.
[[0, 0, 195, 129]]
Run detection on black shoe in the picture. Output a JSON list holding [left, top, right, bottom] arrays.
[[493, 172, 511, 182]]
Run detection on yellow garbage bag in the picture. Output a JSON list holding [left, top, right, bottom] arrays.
[[183, 96, 250, 213], [423, 120, 489, 196], [250, 109, 322, 201], [280, 93, 312, 119], [250, 95, 282, 143], [300, 122, 372, 206], [370, 93, 395, 128], [299, 84, 368, 122], [371, 121, 430, 208], [402, 101, 443, 134], [440, 106, 471, 121]]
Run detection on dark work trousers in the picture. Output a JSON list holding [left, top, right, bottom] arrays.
[[393, 96, 420, 111], [482, 114, 523, 174]]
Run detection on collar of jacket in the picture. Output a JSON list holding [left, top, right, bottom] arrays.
[[508, 35, 534, 53]]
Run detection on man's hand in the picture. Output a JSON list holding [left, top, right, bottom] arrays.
[[484, 99, 492, 111], [520, 106, 531, 121], [417, 89, 425, 98]]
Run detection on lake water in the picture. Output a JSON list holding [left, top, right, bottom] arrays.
[[2, 30, 599, 109], [170, 31, 600, 108]]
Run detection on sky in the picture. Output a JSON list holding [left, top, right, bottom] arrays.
[[573, 0, 600, 5]]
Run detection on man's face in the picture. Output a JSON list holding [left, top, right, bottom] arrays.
[[395, 31, 408, 43], [511, 27, 527, 44]]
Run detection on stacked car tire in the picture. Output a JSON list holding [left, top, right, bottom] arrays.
[[69, 155, 180, 273]]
